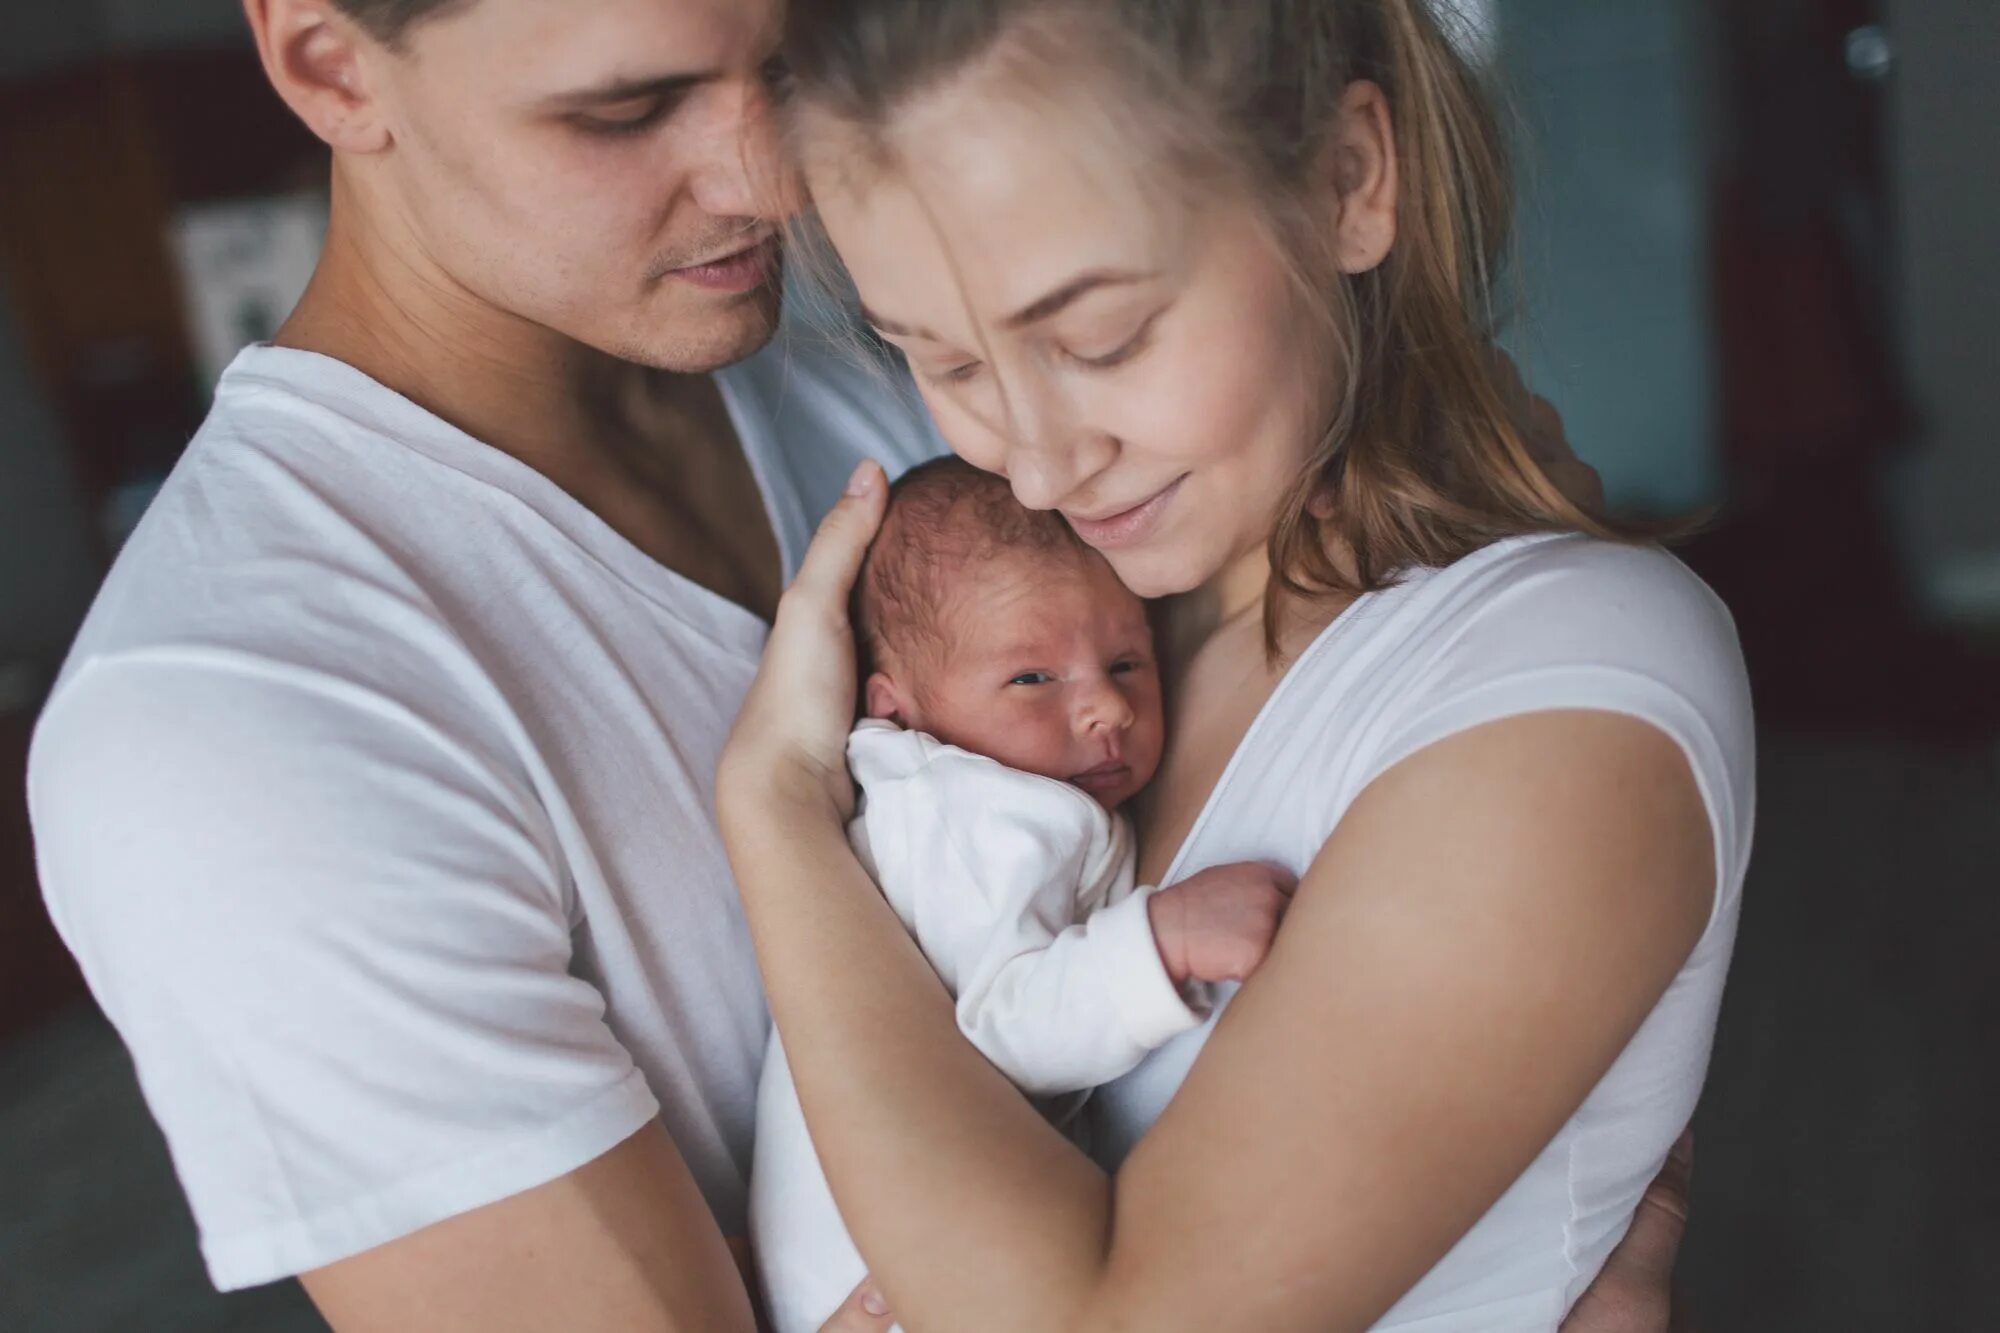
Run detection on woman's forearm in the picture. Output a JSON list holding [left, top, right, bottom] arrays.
[[725, 798, 1114, 1332]]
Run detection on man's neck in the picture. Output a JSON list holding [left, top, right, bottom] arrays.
[[272, 174, 783, 619], [277, 178, 618, 471]]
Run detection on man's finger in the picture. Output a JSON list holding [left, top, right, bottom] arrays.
[[1607, 1130, 1694, 1286], [817, 1277, 895, 1332], [789, 460, 889, 608]]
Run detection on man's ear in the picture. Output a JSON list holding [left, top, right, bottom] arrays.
[[864, 671, 917, 728], [1322, 79, 1400, 276], [243, 0, 393, 154]]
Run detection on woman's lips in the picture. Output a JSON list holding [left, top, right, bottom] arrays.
[[1063, 475, 1187, 551], [668, 236, 778, 292]]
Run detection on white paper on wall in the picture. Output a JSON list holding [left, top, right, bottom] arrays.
[[171, 194, 328, 390]]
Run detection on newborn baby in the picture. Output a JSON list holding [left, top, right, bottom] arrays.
[[748, 457, 1292, 1333]]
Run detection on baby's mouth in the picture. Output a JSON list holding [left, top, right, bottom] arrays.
[[1070, 761, 1132, 795]]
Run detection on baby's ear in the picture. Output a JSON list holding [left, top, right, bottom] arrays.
[[864, 672, 912, 726]]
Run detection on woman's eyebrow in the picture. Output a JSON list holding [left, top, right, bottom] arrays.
[[1001, 269, 1155, 330], [857, 304, 930, 341], [861, 268, 1156, 344]]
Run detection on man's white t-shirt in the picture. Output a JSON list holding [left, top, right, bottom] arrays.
[[27, 331, 943, 1290]]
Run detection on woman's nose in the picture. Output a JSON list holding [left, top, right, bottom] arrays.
[[998, 381, 1116, 512]]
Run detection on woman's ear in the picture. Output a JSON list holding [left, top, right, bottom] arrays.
[[1323, 80, 1400, 275], [243, 0, 394, 154], [864, 672, 916, 728]]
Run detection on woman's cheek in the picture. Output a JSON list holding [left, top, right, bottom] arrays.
[[923, 386, 1010, 477]]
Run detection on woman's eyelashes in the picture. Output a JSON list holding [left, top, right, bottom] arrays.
[[1066, 311, 1164, 370], [917, 309, 1167, 387]]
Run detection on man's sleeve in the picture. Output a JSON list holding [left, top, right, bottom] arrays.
[[28, 651, 660, 1291]]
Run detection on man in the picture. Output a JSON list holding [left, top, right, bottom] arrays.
[[28, 2, 1690, 1328]]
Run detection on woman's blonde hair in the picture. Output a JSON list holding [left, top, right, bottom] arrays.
[[781, 0, 1653, 646]]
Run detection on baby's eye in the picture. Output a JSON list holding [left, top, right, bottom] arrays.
[[1009, 671, 1054, 687], [1110, 658, 1147, 675]]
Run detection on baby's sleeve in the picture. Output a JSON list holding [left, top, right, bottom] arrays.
[[860, 749, 1199, 1097]]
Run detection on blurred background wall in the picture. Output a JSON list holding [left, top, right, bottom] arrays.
[[1886, 0, 2000, 619], [1, 2, 1993, 1331]]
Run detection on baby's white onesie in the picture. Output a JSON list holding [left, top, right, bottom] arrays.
[[749, 720, 1201, 1333]]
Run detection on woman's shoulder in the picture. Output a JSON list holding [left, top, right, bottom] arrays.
[[1345, 533, 1756, 896], [1383, 533, 1747, 700]]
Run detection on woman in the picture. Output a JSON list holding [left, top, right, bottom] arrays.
[[723, 1, 1750, 1329]]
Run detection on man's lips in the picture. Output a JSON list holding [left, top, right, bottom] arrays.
[[665, 235, 778, 292], [1063, 475, 1187, 550]]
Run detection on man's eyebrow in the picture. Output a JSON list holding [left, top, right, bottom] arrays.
[[539, 70, 715, 110], [860, 268, 1155, 344]]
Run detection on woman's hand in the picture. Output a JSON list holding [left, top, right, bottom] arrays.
[[717, 460, 889, 835]]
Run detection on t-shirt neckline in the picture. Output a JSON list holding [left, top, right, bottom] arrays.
[[221, 343, 784, 659]]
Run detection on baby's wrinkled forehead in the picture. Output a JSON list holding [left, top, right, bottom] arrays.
[[855, 456, 1139, 677]]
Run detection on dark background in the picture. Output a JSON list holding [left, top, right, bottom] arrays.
[[2, 2, 1994, 1329]]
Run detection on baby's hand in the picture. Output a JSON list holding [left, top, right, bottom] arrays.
[[1146, 862, 1296, 987]]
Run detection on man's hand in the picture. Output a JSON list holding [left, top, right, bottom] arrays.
[[1560, 1129, 1696, 1333], [1147, 863, 1297, 987], [819, 1277, 895, 1332]]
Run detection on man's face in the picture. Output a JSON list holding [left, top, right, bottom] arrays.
[[362, 0, 788, 371]]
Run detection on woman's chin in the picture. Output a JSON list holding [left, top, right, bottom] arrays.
[[1104, 546, 1212, 601]]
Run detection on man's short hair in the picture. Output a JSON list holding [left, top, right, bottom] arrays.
[[335, 0, 474, 45]]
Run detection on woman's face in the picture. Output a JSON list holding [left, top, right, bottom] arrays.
[[803, 78, 1328, 599]]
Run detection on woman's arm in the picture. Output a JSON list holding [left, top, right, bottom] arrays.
[[719, 466, 1713, 1333]]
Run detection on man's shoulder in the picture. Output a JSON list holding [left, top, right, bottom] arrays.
[[56, 351, 512, 716]]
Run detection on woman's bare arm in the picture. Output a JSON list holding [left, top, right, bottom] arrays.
[[719, 465, 1711, 1332], [726, 707, 1712, 1333]]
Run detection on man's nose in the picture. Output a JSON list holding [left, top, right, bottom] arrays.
[[689, 79, 788, 221]]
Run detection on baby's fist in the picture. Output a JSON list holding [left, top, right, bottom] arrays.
[[1147, 862, 1296, 987]]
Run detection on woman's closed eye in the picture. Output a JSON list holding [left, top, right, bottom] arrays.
[[1063, 310, 1165, 371], [924, 359, 985, 387]]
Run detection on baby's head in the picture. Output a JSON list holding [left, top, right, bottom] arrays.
[[856, 457, 1163, 809]]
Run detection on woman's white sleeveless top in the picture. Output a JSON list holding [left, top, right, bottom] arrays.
[[1092, 534, 1754, 1332]]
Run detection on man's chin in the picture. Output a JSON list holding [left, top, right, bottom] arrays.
[[603, 283, 784, 374]]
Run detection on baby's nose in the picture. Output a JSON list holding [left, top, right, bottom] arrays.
[[1078, 680, 1136, 735]]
